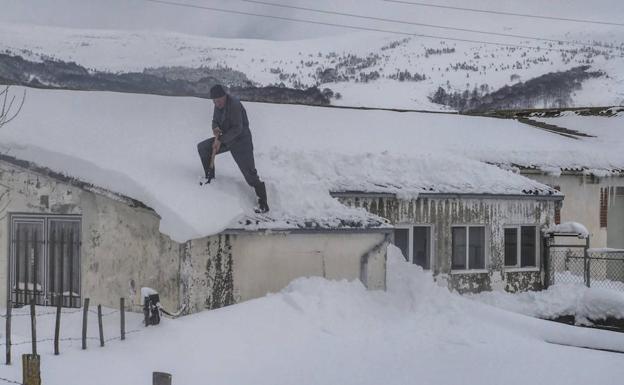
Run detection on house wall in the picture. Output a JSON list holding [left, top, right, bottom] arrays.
[[182, 231, 389, 313], [0, 160, 181, 312], [337, 195, 557, 293], [0, 160, 389, 315], [527, 174, 624, 248]]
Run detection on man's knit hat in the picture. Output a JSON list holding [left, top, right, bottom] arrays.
[[210, 84, 226, 99]]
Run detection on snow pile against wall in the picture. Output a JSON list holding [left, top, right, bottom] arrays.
[[2, 245, 624, 385], [0, 88, 571, 241], [469, 284, 624, 325]]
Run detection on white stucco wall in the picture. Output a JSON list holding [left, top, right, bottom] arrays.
[[528, 174, 624, 248], [230, 232, 388, 302], [181, 231, 389, 312], [0, 159, 181, 311]]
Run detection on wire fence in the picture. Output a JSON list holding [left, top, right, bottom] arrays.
[[1, 298, 149, 385], [547, 245, 624, 292], [587, 249, 624, 291]]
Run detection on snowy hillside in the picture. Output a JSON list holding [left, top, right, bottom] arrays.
[[1, 247, 623, 385], [2, 88, 623, 242], [1, 20, 623, 110]]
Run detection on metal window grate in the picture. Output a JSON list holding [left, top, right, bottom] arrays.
[[10, 215, 81, 308]]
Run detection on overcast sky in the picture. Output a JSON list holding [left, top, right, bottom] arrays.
[[0, 0, 622, 40]]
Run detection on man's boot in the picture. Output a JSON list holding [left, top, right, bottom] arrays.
[[254, 182, 269, 213]]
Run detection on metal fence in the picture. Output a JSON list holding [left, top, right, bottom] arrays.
[[545, 234, 624, 292], [586, 249, 624, 291]]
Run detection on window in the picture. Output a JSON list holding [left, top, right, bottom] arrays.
[[394, 228, 409, 262], [10, 215, 81, 307], [392, 226, 432, 269], [504, 226, 538, 268], [452, 226, 485, 270]]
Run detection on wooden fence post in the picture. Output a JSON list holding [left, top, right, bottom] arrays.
[[153, 372, 172, 385], [5, 301, 11, 365], [22, 354, 41, 385], [120, 297, 126, 341], [30, 299, 37, 356], [98, 305, 104, 347], [82, 298, 90, 350], [54, 303, 61, 355]]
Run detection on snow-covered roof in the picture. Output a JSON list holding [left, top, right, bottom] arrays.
[[2, 87, 609, 242]]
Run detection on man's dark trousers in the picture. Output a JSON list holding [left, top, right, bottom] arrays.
[[197, 134, 262, 188]]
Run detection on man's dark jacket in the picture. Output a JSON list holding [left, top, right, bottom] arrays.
[[212, 95, 251, 145]]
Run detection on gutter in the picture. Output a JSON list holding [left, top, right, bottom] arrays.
[[331, 191, 564, 201]]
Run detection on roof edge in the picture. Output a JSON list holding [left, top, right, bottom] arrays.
[[331, 191, 564, 201], [0, 153, 157, 214]]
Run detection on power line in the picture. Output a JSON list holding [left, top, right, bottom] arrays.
[[382, 0, 624, 27], [234, 0, 600, 48], [144, 0, 602, 54]]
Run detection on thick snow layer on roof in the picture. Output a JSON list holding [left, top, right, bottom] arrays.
[[0, 87, 571, 241], [530, 110, 624, 173]]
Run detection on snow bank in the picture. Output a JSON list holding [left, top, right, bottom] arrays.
[[469, 284, 624, 325], [2, 245, 624, 385], [0, 87, 570, 241]]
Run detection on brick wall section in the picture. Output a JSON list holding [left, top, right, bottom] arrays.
[[554, 185, 561, 225], [600, 187, 608, 228]]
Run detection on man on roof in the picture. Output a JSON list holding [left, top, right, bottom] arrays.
[[197, 84, 269, 214]]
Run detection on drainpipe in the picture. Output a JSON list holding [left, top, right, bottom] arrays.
[[360, 233, 391, 290]]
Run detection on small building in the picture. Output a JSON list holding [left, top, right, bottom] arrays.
[[335, 187, 562, 293], [0, 153, 389, 313]]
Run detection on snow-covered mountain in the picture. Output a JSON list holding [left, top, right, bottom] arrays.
[[1, 20, 623, 110]]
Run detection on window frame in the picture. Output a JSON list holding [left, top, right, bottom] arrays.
[[8, 213, 82, 307], [393, 224, 434, 270], [503, 225, 540, 272], [450, 224, 488, 273]]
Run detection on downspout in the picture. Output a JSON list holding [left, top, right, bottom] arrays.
[[360, 232, 391, 290]]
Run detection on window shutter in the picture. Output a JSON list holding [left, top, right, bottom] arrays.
[[600, 188, 608, 228]]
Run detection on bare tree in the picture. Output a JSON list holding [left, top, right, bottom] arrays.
[[0, 86, 26, 129]]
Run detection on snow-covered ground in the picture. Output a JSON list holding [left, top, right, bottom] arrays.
[[470, 283, 624, 325], [3, 87, 623, 241], [1, 19, 623, 109], [1, 246, 623, 385]]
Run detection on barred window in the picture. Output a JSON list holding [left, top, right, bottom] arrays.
[[10, 215, 81, 308]]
